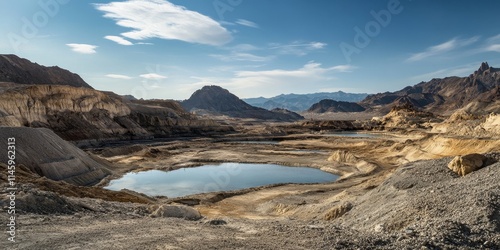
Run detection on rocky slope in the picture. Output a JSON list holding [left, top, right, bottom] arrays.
[[307, 99, 366, 113], [361, 62, 500, 115], [0, 54, 92, 88], [182, 85, 304, 121], [0, 127, 111, 186]]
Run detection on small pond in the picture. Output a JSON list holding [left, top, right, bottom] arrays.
[[105, 163, 338, 198]]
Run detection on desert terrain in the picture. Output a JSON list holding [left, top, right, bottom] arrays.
[[0, 55, 499, 249]]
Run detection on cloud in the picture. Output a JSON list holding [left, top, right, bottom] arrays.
[[309, 42, 327, 49], [106, 74, 133, 79], [235, 62, 352, 78], [409, 63, 479, 82], [269, 41, 328, 56], [94, 0, 232, 46], [105, 35, 134, 45], [236, 19, 259, 28], [66, 44, 97, 54], [210, 52, 273, 62], [407, 36, 479, 62], [189, 62, 354, 98], [483, 34, 500, 52], [140, 73, 167, 79], [486, 44, 500, 52]]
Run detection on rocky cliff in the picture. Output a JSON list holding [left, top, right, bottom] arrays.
[[0, 54, 92, 88], [182, 85, 304, 121], [0, 83, 232, 142]]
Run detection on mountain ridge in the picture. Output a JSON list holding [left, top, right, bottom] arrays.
[[0, 54, 92, 88], [360, 62, 500, 115]]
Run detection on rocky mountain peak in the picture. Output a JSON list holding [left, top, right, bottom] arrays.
[[181, 85, 303, 121]]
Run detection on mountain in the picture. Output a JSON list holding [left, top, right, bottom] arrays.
[[0, 54, 92, 88], [0, 56, 232, 143], [181, 85, 304, 121], [244, 91, 369, 112], [360, 62, 500, 115], [307, 99, 366, 113]]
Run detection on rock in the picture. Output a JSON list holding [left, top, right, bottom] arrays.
[[324, 202, 353, 220], [207, 219, 227, 226], [447, 154, 487, 176], [151, 205, 202, 220], [374, 224, 385, 233]]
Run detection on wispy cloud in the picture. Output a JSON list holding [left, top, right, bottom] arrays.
[[140, 73, 167, 79], [66, 43, 97, 54], [409, 63, 480, 82], [94, 0, 232, 46], [106, 74, 133, 79], [189, 62, 354, 98], [236, 19, 259, 28], [105, 35, 133, 46], [269, 41, 328, 56], [484, 34, 500, 52], [407, 36, 479, 62], [210, 52, 273, 62]]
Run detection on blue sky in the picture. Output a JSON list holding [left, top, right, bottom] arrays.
[[1, 0, 500, 100]]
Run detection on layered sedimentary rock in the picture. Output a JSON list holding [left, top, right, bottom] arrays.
[[0, 84, 231, 142]]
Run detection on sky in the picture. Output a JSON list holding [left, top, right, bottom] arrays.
[[1, 0, 500, 100]]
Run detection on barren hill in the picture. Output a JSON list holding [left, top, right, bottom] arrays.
[[307, 99, 366, 113], [0, 54, 92, 88], [361, 62, 500, 114], [181, 85, 304, 121]]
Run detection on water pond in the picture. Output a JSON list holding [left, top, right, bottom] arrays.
[[106, 163, 338, 198]]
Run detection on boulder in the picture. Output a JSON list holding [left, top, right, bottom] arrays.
[[151, 205, 202, 220], [447, 154, 487, 176]]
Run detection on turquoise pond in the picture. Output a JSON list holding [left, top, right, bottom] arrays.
[[105, 163, 338, 198]]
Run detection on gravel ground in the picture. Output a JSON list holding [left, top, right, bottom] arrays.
[[1, 154, 499, 249]]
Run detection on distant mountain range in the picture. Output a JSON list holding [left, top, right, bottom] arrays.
[[181, 85, 303, 121], [243, 92, 369, 112], [0, 54, 92, 88]]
